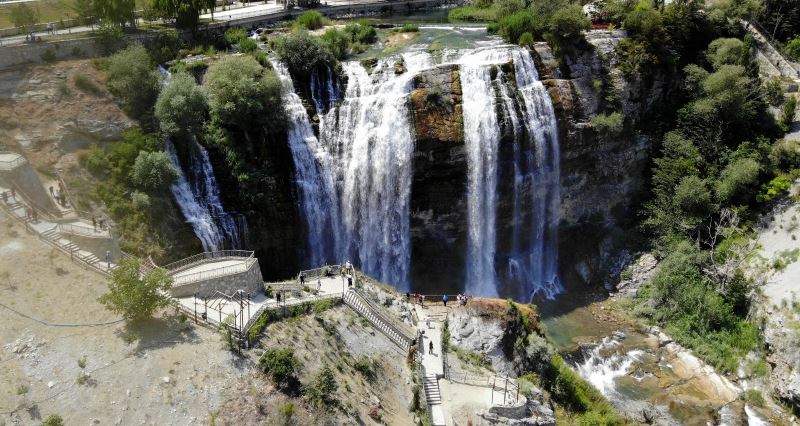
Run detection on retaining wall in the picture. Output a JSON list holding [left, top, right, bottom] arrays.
[[0, 160, 59, 215], [66, 232, 122, 261], [170, 259, 264, 298]]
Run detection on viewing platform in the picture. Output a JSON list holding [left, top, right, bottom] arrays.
[[161, 250, 263, 298]]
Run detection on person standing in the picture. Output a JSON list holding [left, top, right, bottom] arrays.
[[429, 340, 434, 355], [106, 250, 111, 270], [299, 271, 305, 286], [92, 216, 97, 232], [1, 191, 7, 204], [10, 188, 15, 200], [443, 294, 448, 307], [49, 186, 54, 197], [420, 294, 425, 308]]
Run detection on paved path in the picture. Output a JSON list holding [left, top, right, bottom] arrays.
[[418, 309, 446, 426]]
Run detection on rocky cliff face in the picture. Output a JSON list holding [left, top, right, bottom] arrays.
[[533, 30, 670, 289]]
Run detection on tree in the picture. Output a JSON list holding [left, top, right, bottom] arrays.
[[131, 151, 178, 191], [93, 0, 136, 27], [204, 55, 285, 131], [272, 30, 334, 79], [155, 72, 208, 138], [152, 0, 214, 31], [706, 38, 746, 69], [259, 348, 298, 389], [99, 258, 172, 321], [72, 0, 97, 27], [547, 4, 590, 43], [10, 3, 39, 30], [106, 44, 160, 121], [715, 157, 761, 203], [306, 364, 337, 408]]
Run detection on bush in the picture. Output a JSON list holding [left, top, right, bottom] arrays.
[[770, 138, 800, 171], [322, 28, 351, 60], [131, 151, 178, 191], [785, 37, 800, 61], [757, 174, 793, 203], [259, 348, 299, 389], [448, 5, 497, 22], [272, 30, 335, 79], [95, 22, 125, 55], [296, 11, 324, 30], [706, 38, 746, 69], [547, 4, 590, 43], [130, 191, 151, 209], [154, 72, 208, 138], [224, 28, 247, 46], [204, 55, 286, 130], [41, 414, 65, 426], [494, 0, 525, 20], [73, 74, 104, 96], [781, 96, 797, 132], [344, 22, 377, 44], [105, 44, 160, 121], [307, 365, 338, 408], [98, 258, 173, 321], [399, 23, 419, 33], [9, 3, 39, 30], [518, 31, 534, 47], [498, 11, 536, 46], [146, 29, 182, 64], [674, 175, 712, 215], [715, 157, 761, 203], [239, 37, 258, 53], [590, 112, 624, 137], [353, 356, 375, 378]]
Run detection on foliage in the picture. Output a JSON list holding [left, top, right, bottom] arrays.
[[757, 0, 800, 43], [770, 138, 800, 171], [785, 37, 800, 61], [105, 44, 160, 121], [497, 11, 536, 47], [615, 38, 658, 76], [780, 96, 797, 133], [441, 318, 451, 353], [151, 0, 214, 30], [353, 356, 375, 379], [224, 28, 247, 46], [757, 174, 793, 203], [345, 21, 377, 44], [71, 0, 97, 27], [494, 0, 524, 20], [398, 23, 420, 33], [547, 4, 590, 44], [154, 72, 208, 138], [272, 30, 334, 79], [41, 414, 65, 426], [204, 55, 285, 131], [145, 29, 183, 64], [706, 38, 746, 70], [131, 151, 178, 192], [259, 348, 299, 389], [93, 0, 135, 26], [10, 3, 39, 29], [306, 365, 338, 408], [591, 112, 624, 137], [635, 242, 761, 373], [239, 37, 258, 53], [73, 74, 104, 96], [500, 299, 536, 359], [518, 31, 534, 47], [95, 22, 125, 54], [448, 5, 497, 22], [99, 258, 173, 321], [296, 11, 324, 30], [715, 158, 761, 203], [321, 28, 351, 60]]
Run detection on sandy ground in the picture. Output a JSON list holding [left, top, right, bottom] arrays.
[[755, 184, 800, 306], [0, 213, 251, 425]]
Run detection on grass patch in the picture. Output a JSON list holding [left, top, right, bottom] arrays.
[[448, 5, 497, 22], [73, 73, 104, 96], [452, 347, 493, 371]]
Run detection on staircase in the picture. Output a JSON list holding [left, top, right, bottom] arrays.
[[423, 374, 442, 405], [343, 289, 416, 351]]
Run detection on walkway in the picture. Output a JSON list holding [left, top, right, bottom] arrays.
[[418, 309, 446, 426]]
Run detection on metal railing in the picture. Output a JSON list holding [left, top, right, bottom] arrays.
[[348, 288, 416, 347], [57, 222, 111, 238], [171, 256, 258, 285], [0, 151, 26, 171], [161, 250, 254, 272]]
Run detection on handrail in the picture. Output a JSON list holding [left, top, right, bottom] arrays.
[[57, 222, 112, 238], [161, 250, 254, 271], [0, 152, 26, 171], [349, 288, 416, 346], [171, 257, 257, 285]]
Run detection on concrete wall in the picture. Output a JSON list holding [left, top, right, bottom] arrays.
[[0, 33, 156, 69], [0, 160, 59, 215], [170, 259, 264, 298], [64, 232, 122, 261]]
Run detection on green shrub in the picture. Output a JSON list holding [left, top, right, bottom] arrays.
[[448, 5, 497, 22], [674, 175, 712, 216], [770, 138, 800, 171], [547, 4, 590, 44], [131, 151, 179, 192], [706, 38, 746, 69], [146, 29, 182, 64], [259, 348, 299, 388], [273, 30, 335, 79], [344, 22, 377, 44], [518, 31, 534, 47], [498, 11, 536, 45], [98, 258, 173, 321], [322, 28, 351, 60], [715, 157, 761, 203], [781, 96, 797, 133], [239, 37, 258, 53], [757, 174, 793, 203], [154, 72, 208, 137], [105, 44, 159, 121], [590, 112, 624, 137], [130, 191, 151, 209], [224, 28, 247, 46], [306, 365, 337, 407], [73, 74, 104, 96], [784, 37, 800, 61], [205, 55, 285, 130], [353, 356, 375, 378], [41, 414, 65, 426], [399, 23, 419, 33], [494, 0, 525, 20], [296, 11, 324, 30], [95, 22, 125, 54]]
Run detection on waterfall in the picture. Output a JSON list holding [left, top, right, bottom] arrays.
[[272, 60, 342, 267], [165, 138, 246, 251]]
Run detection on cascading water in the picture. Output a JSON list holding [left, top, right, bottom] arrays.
[[458, 45, 563, 300], [273, 60, 342, 267], [165, 138, 246, 252], [299, 37, 561, 298]]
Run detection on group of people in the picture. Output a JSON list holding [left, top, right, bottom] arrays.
[[48, 181, 68, 208], [406, 292, 471, 308], [24, 33, 42, 43], [298, 260, 356, 294], [1, 189, 16, 204]]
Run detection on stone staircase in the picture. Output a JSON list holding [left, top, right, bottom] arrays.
[[423, 374, 442, 405], [343, 288, 416, 351]]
